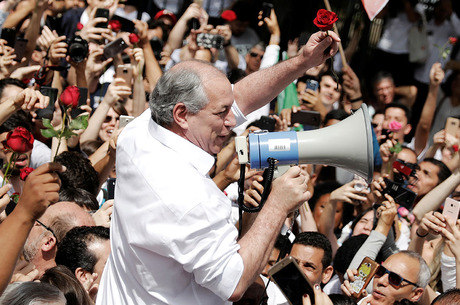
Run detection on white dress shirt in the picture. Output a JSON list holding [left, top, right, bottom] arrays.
[[96, 107, 246, 305]]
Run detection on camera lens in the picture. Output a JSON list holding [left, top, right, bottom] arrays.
[[67, 36, 88, 63]]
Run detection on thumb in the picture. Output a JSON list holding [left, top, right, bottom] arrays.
[[302, 294, 312, 305]]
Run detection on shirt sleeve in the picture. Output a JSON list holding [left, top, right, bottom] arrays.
[[441, 252, 456, 291], [231, 87, 247, 127]]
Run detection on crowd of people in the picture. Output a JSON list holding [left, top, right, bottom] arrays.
[[0, 0, 457, 304]]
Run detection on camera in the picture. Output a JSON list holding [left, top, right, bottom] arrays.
[[67, 35, 89, 63], [196, 33, 224, 50]]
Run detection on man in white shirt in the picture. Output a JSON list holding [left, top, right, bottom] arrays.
[[96, 31, 340, 305]]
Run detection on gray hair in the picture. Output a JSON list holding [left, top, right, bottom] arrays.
[[149, 67, 208, 126], [399, 250, 431, 288], [0, 282, 66, 305]]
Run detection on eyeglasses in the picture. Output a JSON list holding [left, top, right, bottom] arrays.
[[104, 115, 119, 123], [36, 220, 58, 243], [249, 52, 263, 59], [375, 265, 418, 288]]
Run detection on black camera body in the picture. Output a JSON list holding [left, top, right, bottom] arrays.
[[67, 35, 89, 63]]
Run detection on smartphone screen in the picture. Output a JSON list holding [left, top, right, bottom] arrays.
[[13, 38, 28, 62], [306, 80, 319, 92], [110, 15, 135, 33], [107, 178, 116, 200], [36, 87, 58, 120], [95, 8, 110, 28], [291, 110, 321, 128], [269, 256, 315, 305], [1, 28, 17, 47], [103, 38, 128, 60], [70, 87, 88, 119]]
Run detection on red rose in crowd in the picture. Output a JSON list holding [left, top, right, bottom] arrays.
[[4, 127, 34, 153], [19, 167, 34, 181], [388, 120, 402, 132], [313, 9, 338, 31], [60, 86, 80, 108], [77, 22, 84, 30], [109, 20, 122, 32], [221, 10, 237, 22], [129, 33, 140, 44], [453, 144, 459, 152], [449, 37, 458, 45]]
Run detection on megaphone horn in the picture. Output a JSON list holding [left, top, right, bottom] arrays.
[[236, 104, 374, 183]]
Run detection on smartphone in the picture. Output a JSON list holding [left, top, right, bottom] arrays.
[[291, 110, 321, 128], [95, 8, 110, 28], [13, 38, 28, 62], [392, 160, 413, 177], [70, 87, 88, 119], [445, 117, 460, 139], [36, 87, 58, 120], [5, 198, 16, 216], [110, 15, 135, 33], [119, 115, 134, 129], [116, 64, 133, 84], [1, 28, 17, 47], [306, 80, 319, 92], [383, 178, 417, 210], [443, 198, 460, 221], [45, 15, 63, 35], [350, 257, 379, 298], [268, 256, 315, 305], [103, 37, 128, 60], [262, 2, 273, 19], [107, 178, 116, 200]]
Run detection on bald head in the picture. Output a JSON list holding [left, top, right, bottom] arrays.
[[40, 201, 95, 242]]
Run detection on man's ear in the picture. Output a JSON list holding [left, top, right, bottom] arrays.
[[172, 102, 189, 130], [321, 265, 334, 285], [403, 123, 412, 135], [41, 235, 57, 253], [409, 287, 424, 302]]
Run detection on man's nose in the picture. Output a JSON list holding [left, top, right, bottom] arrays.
[[225, 110, 236, 128]]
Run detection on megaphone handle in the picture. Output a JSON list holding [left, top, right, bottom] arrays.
[[259, 161, 276, 207]]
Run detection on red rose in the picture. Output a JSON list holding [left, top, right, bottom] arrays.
[[19, 167, 34, 181], [221, 10, 237, 22], [5, 127, 34, 154], [77, 22, 84, 30], [313, 9, 338, 31], [129, 33, 140, 44], [449, 37, 458, 45], [453, 144, 459, 152], [109, 20, 122, 32], [60, 86, 80, 108]]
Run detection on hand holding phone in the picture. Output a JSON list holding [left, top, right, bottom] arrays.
[[349, 257, 379, 298], [103, 37, 128, 60], [268, 256, 315, 305], [95, 8, 110, 28], [262, 2, 274, 20]]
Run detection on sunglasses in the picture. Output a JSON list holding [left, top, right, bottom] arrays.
[[249, 52, 263, 59], [104, 115, 119, 123], [375, 265, 418, 288], [36, 220, 58, 243]]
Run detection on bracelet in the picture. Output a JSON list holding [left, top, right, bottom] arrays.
[[349, 96, 363, 103], [416, 230, 428, 238]]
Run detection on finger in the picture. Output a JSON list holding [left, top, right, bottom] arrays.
[[32, 162, 66, 176], [302, 294, 312, 305]]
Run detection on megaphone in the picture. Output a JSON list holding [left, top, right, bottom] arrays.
[[235, 104, 374, 183]]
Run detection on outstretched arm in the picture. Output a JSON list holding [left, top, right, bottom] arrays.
[[234, 31, 340, 115]]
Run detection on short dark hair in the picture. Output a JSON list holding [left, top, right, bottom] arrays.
[[40, 265, 93, 305], [55, 152, 99, 196], [431, 289, 460, 305], [0, 110, 33, 134], [55, 226, 110, 274], [333, 234, 368, 275], [329, 294, 357, 305], [324, 109, 349, 125], [319, 70, 343, 86], [308, 181, 342, 211], [372, 71, 394, 88], [293, 232, 332, 269], [274, 234, 292, 259], [59, 187, 99, 211], [422, 158, 452, 185], [384, 102, 412, 122], [0, 78, 26, 100]]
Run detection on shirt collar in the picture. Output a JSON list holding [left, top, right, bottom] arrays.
[[147, 115, 215, 176]]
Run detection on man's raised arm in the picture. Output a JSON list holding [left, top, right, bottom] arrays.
[[233, 31, 340, 115]]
